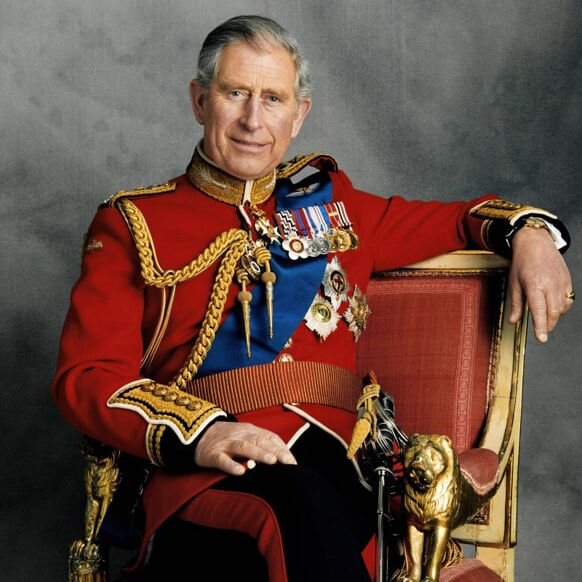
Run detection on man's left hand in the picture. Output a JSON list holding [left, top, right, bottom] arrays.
[[508, 227, 574, 342]]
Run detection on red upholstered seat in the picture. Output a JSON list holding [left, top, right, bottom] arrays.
[[440, 559, 503, 581]]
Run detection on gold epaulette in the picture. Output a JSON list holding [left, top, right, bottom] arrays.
[[277, 153, 338, 179], [469, 199, 557, 225], [106, 181, 177, 207]]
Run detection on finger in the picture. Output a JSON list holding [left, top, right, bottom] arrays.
[[563, 279, 575, 313], [545, 295, 561, 333], [229, 439, 279, 465], [263, 433, 297, 464], [212, 451, 246, 476], [527, 290, 549, 343], [241, 427, 297, 465], [508, 275, 524, 324], [563, 296, 575, 313]]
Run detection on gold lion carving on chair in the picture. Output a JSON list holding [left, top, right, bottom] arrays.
[[395, 434, 493, 582]]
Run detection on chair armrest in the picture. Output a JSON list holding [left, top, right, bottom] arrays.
[[458, 448, 499, 497]]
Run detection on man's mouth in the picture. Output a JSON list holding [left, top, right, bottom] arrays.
[[230, 138, 270, 150]]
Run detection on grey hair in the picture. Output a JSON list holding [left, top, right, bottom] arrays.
[[197, 15, 312, 100]]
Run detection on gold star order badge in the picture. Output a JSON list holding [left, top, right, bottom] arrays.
[[304, 294, 341, 340], [343, 285, 371, 342]]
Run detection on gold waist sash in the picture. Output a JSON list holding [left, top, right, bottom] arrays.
[[185, 361, 363, 415]]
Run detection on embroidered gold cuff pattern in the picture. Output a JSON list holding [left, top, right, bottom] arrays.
[[108, 380, 226, 445], [146, 424, 166, 466], [469, 199, 557, 224], [480, 219, 494, 251]]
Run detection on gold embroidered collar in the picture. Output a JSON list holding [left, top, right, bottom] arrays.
[[186, 142, 276, 206]]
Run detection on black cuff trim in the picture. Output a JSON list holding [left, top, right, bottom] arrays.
[[485, 214, 570, 258], [158, 413, 238, 471]]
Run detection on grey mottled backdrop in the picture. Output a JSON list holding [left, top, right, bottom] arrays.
[[1, 1, 580, 580]]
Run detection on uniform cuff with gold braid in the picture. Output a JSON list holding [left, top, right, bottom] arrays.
[[469, 199, 570, 257], [150, 412, 238, 470], [107, 379, 230, 466]]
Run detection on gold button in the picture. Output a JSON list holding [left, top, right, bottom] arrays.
[[279, 353, 294, 363], [163, 391, 178, 402], [153, 385, 168, 398], [176, 395, 191, 407], [283, 338, 293, 350], [187, 400, 202, 411]]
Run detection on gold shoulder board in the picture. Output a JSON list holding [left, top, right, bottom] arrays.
[[277, 153, 338, 179], [106, 181, 177, 207]]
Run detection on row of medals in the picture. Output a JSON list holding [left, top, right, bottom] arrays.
[[238, 205, 359, 279], [283, 226, 359, 259]]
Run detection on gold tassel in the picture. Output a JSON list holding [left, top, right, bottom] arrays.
[[261, 268, 276, 339], [236, 269, 253, 358], [347, 372, 381, 459], [255, 246, 276, 339], [347, 413, 372, 459]]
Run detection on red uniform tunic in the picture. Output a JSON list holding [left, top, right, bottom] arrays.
[[53, 153, 500, 574]]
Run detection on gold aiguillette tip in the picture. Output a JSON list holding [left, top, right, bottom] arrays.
[[261, 269, 276, 339], [236, 270, 253, 358]]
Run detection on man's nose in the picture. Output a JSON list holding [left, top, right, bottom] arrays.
[[240, 97, 263, 131]]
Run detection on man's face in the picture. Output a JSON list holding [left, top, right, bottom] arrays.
[[190, 41, 311, 180]]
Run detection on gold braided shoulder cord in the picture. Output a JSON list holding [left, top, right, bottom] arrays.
[[116, 198, 249, 382], [170, 238, 248, 389], [118, 198, 248, 287]]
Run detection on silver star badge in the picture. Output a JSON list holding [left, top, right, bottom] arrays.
[[304, 294, 341, 340], [322, 256, 351, 309]]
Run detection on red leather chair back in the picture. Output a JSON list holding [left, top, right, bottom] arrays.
[[356, 271, 504, 453]]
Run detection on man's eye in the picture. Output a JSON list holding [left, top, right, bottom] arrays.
[[229, 90, 248, 99], [267, 95, 280, 103]]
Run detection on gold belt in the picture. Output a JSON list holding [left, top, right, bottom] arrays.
[[184, 361, 363, 415]]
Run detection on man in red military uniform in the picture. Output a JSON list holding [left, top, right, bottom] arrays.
[[53, 15, 573, 582]]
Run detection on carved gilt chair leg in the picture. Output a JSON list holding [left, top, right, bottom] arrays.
[[68, 437, 121, 582]]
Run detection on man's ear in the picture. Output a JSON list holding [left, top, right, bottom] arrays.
[[189, 79, 206, 125], [291, 98, 312, 138]]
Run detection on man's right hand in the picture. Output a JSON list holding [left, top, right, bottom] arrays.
[[194, 421, 297, 476]]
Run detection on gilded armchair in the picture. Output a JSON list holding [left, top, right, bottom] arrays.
[[69, 250, 527, 581]]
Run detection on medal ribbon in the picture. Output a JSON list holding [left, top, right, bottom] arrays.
[[324, 203, 340, 228], [336, 201, 352, 228]]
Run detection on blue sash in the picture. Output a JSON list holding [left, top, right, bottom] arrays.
[[198, 174, 332, 376]]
